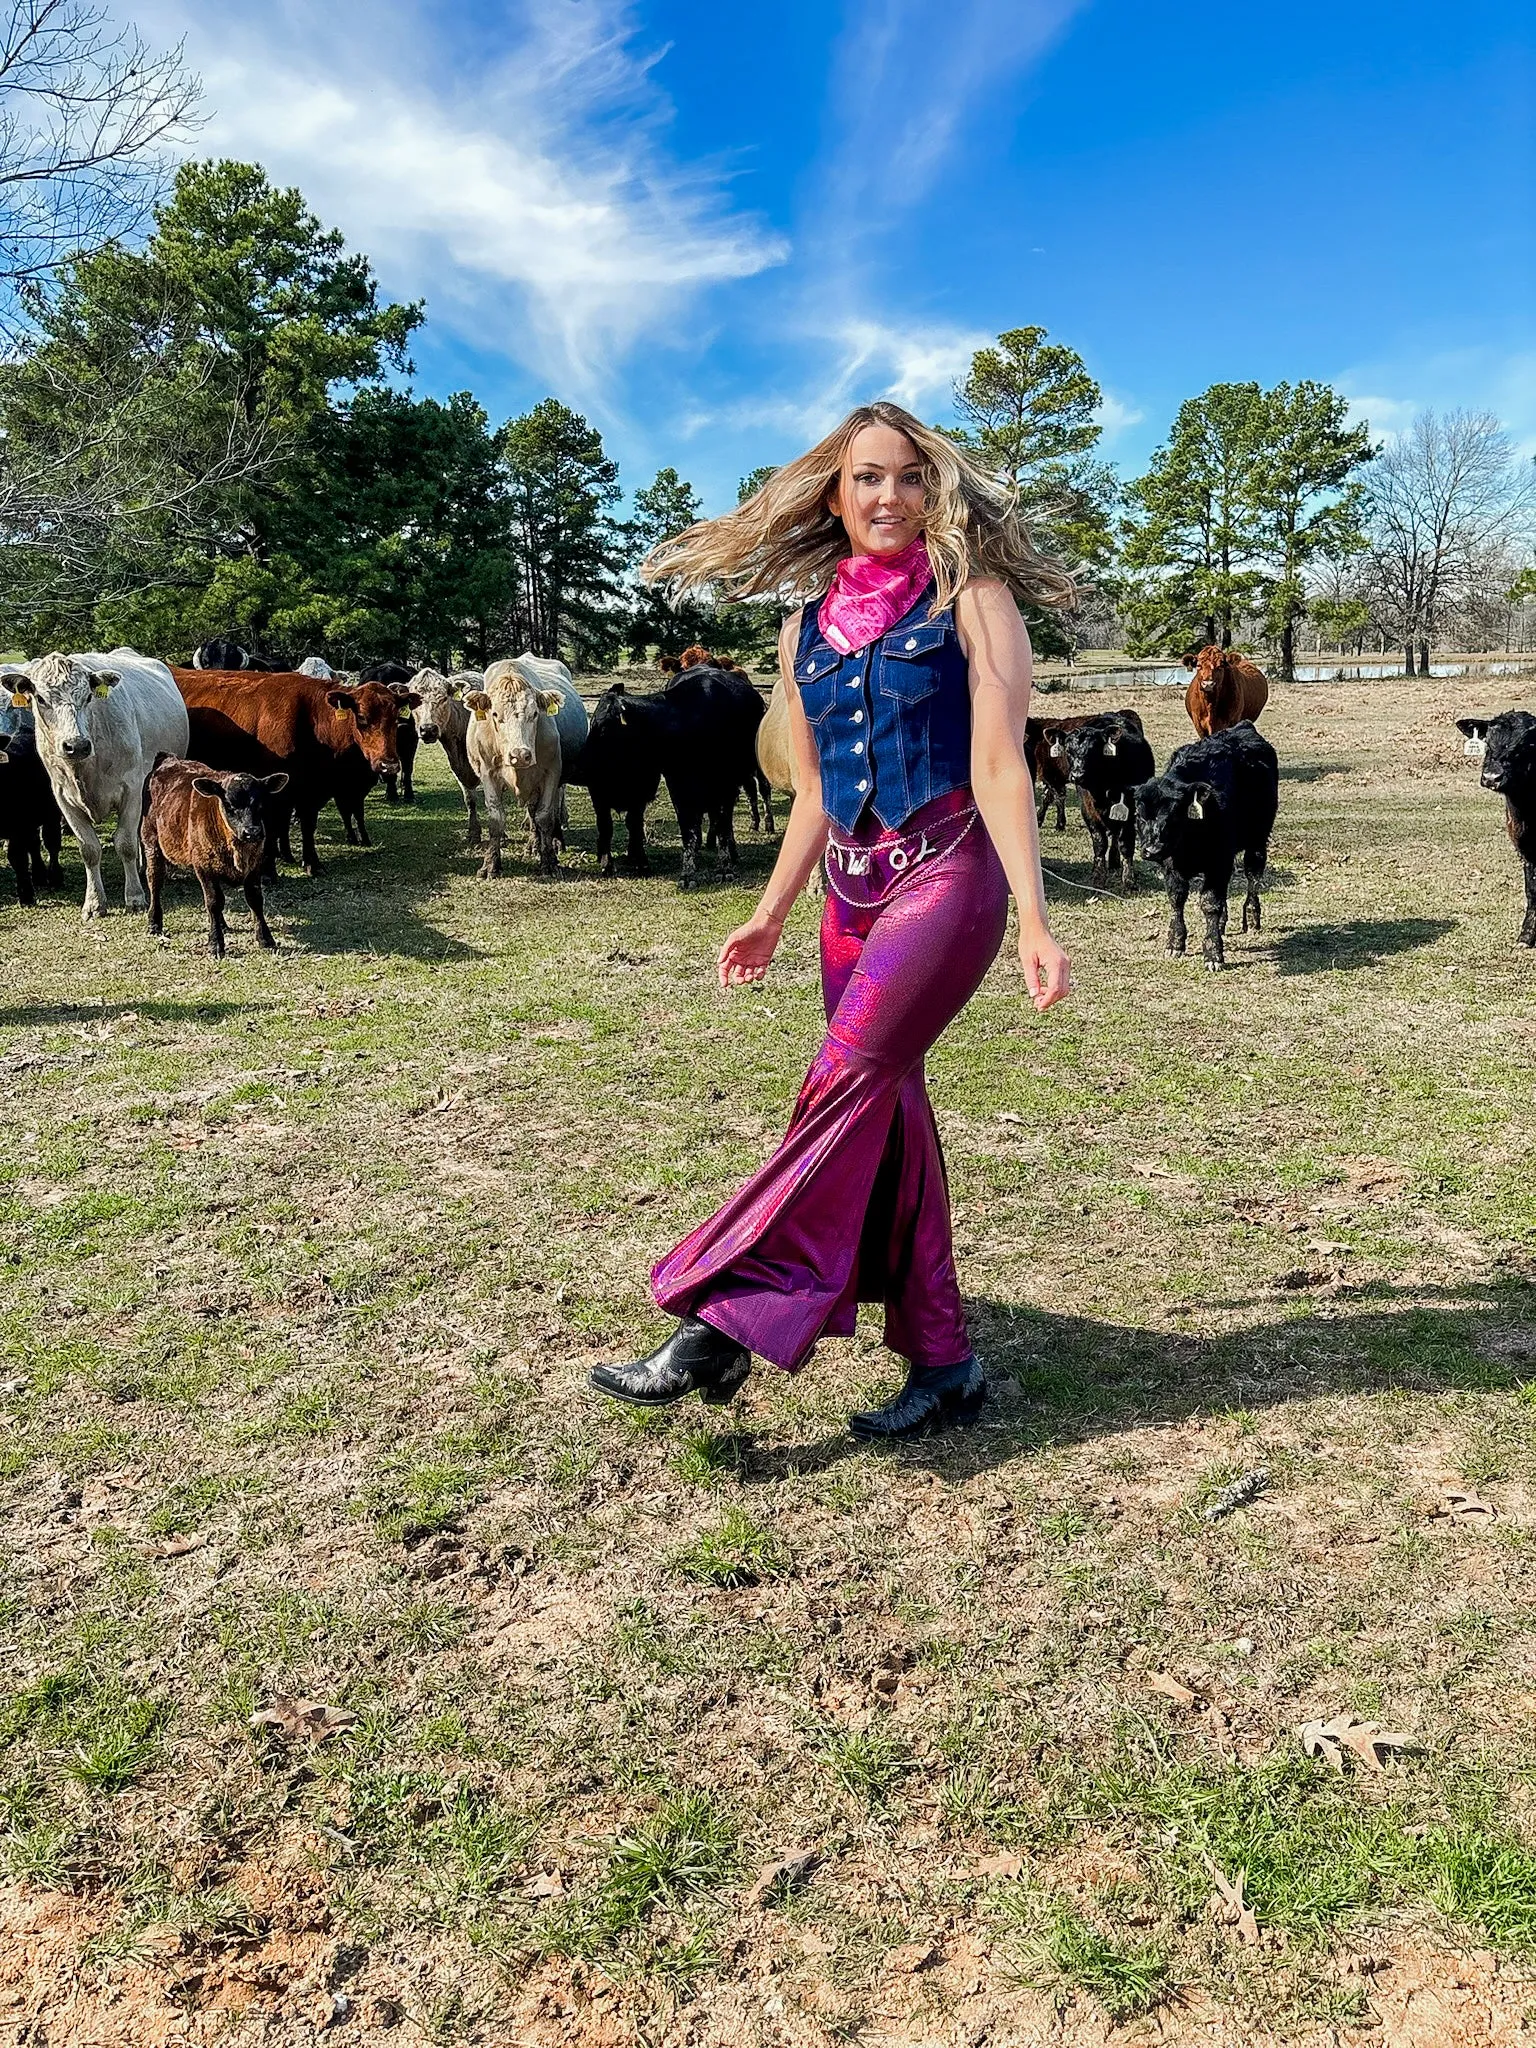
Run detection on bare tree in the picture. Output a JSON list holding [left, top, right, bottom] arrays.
[[1362, 409, 1536, 674], [0, 0, 200, 332]]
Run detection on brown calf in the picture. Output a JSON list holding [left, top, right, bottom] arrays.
[[141, 757, 289, 956], [1024, 708, 1145, 831], [1182, 646, 1270, 736]]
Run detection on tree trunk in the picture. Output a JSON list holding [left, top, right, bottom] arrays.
[[1279, 620, 1295, 685], [1417, 639, 1430, 675], [1403, 643, 1415, 675]]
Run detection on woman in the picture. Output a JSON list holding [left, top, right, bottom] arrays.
[[591, 401, 1074, 1439]]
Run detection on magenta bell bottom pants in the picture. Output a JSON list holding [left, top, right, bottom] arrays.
[[650, 790, 1010, 1373]]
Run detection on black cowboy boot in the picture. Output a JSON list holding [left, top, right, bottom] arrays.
[[848, 1357, 987, 1441], [590, 1316, 752, 1408]]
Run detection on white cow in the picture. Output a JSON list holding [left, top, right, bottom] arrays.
[[296, 655, 335, 678], [465, 655, 589, 879], [408, 668, 486, 845], [10, 649, 189, 919]]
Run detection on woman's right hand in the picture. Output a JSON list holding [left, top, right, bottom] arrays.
[[718, 914, 784, 989]]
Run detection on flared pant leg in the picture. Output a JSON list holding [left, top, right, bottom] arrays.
[[650, 828, 1009, 1371]]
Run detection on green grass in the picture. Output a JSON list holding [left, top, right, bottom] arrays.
[[3, 674, 1536, 2037]]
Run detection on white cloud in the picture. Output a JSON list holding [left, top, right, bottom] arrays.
[[1094, 392, 1145, 440], [1343, 392, 1419, 441], [128, 0, 787, 386]]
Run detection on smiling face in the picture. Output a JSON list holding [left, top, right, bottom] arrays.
[[827, 423, 927, 558]]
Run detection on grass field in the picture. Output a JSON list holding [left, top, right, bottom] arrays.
[[2, 668, 1535, 2047]]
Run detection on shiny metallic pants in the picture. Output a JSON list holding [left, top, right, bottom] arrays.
[[651, 796, 1009, 1371]]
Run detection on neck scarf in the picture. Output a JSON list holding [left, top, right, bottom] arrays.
[[819, 535, 932, 656]]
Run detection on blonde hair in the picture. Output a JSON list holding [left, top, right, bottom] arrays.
[[641, 399, 1078, 618]]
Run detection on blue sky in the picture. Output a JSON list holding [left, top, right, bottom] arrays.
[[134, 0, 1533, 512]]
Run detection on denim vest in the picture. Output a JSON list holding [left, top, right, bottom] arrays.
[[793, 583, 972, 832]]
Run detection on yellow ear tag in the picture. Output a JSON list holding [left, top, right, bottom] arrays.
[[9, 693, 27, 709], [472, 705, 489, 721], [91, 681, 111, 697]]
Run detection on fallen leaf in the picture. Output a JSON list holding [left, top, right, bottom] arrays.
[[249, 1697, 359, 1745], [1146, 1670, 1201, 1709], [1297, 1712, 1415, 1774], [882, 1941, 939, 1975], [974, 1853, 1024, 1881], [1432, 1488, 1497, 1524], [995, 1111, 1026, 1126], [1205, 1857, 1260, 1946], [523, 1870, 565, 1898], [150, 1532, 205, 1557], [748, 1850, 819, 1906], [0, 1377, 29, 1397]]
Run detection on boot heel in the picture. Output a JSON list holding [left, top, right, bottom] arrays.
[[699, 1356, 752, 1406], [952, 1386, 986, 1427]]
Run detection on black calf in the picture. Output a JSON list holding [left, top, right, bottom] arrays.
[[0, 726, 64, 906], [1062, 718, 1156, 888], [1457, 712, 1536, 947], [1132, 720, 1279, 969]]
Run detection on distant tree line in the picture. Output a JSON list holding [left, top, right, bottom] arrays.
[[0, 11, 1531, 675]]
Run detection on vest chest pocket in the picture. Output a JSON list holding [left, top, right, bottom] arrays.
[[795, 648, 841, 725], [876, 621, 949, 703]]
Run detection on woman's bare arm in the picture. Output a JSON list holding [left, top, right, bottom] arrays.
[[718, 612, 830, 987], [956, 578, 1072, 1011]]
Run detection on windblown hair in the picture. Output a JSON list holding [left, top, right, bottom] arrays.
[[641, 399, 1077, 619]]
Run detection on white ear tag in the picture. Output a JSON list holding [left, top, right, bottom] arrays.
[[1105, 738, 1118, 757], [1049, 741, 1063, 759], [1188, 797, 1204, 820], [1463, 736, 1486, 758], [1109, 800, 1129, 822]]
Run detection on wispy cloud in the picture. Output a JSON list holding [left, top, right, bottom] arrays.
[[822, 0, 1090, 221], [1094, 392, 1145, 441], [130, 0, 787, 386]]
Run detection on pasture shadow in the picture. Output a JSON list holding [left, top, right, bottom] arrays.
[[1270, 917, 1456, 975], [1279, 760, 1351, 784], [0, 996, 266, 1030], [728, 1276, 1536, 1487], [237, 782, 488, 963]]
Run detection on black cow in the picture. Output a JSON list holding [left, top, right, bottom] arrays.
[[1025, 708, 1145, 831], [1457, 712, 1536, 947], [1132, 720, 1279, 969], [0, 724, 64, 906], [361, 662, 419, 804], [1062, 716, 1157, 888], [577, 666, 763, 885], [192, 639, 249, 671]]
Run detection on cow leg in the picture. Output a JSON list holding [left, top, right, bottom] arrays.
[[1520, 857, 1536, 948], [339, 804, 360, 847], [144, 840, 165, 936], [1118, 817, 1137, 890], [714, 799, 739, 876], [459, 775, 482, 848], [1199, 875, 1231, 970], [114, 785, 148, 910], [1082, 803, 1109, 887], [244, 876, 277, 950], [532, 794, 560, 877], [478, 782, 505, 880], [1241, 842, 1268, 931], [298, 805, 323, 877], [1164, 864, 1189, 956], [744, 778, 761, 833], [593, 799, 616, 876], [625, 807, 650, 876], [57, 795, 107, 920], [355, 805, 372, 849], [199, 873, 228, 958], [383, 772, 399, 805], [5, 832, 35, 908], [41, 809, 63, 886], [676, 808, 703, 890], [758, 773, 777, 837]]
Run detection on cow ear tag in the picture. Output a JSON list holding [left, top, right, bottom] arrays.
[[1463, 736, 1485, 758], [9, 692, 27, 709], [1188, 797, 1204, 820], [91, 680, 111, 697], [1105, 738, 1117, 757], [1109, 800, 1129, 821]]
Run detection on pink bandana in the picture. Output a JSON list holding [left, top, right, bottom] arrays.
[[819, 535, 932, 656]]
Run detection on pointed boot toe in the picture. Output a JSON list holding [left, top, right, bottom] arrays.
[[848, 1357, 987, 1441], [591, 1315, 752, 1409]]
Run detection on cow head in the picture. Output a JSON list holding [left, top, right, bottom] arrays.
[[1064, 719, 1131, 787], [10, 652, 120, 760], [1185, 646, 1229, 698], [326, 681, 410, 773], [678, 644, 715, 669], [411, 668, 480, 744], [474, 675, 562, 770], [1459, 711, 1536, 796], [192, 770, 289, 847], [1132, 776, 1219, 863]]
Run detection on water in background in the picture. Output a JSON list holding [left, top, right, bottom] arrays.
[[1046, 660, 1536, 692]]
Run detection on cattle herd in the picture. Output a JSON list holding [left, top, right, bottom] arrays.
[[0, 634, 1532, 965]]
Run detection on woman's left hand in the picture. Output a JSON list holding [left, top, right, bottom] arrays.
[[1019, 924, 1072, 1011]]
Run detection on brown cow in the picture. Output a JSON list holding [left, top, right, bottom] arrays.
[[658, 655, 682, 674], [1182, 646, 1269, 736], [678, 644, 717, 669], [141, 757, 289, 956], [172, 669, 410, 875], [1025, 708, 1145, 831]]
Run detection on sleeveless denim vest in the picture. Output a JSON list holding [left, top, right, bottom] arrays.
[[793, 583, 972, 832]]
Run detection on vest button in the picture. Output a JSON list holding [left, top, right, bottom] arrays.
[[804, 661, 815, 675], [905, 637, 917, 649], [853, 741, 864, 754], [856, 779, 868, 792], [851, 709, 863, 722]]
